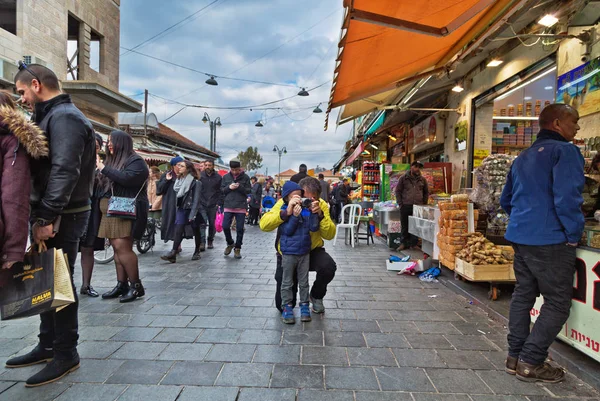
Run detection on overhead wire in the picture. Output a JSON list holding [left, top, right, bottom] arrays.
[[121, 0, 224, 56]]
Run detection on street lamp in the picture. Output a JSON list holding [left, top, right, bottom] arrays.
[[273, 145, 287, 185], [202, 112, 221, 153]]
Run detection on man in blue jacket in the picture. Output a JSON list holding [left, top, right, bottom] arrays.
[[500, 103, 584, 384]]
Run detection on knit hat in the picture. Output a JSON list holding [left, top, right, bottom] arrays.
[[170, 156, 184, 166], [230, 158, 241, 168], [282, 181, 302, 200]]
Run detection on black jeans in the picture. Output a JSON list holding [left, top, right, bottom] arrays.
[[40, 211, 89, 360], [400, 204, 418, 247], [508, 243, 577, 365], [275, 247, 337, 312], [223, 212, 245, 248], [204, 206, 217, 243]]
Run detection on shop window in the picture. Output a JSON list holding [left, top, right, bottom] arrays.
[[90, 30, 102, 73], [0, 0, 16, 35], [67, 14, 79, 80]]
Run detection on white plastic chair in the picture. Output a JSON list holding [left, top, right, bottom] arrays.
[[333, 204, 363, 247]]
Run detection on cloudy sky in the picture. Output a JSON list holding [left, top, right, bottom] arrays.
[[119, 0, 352, 174]]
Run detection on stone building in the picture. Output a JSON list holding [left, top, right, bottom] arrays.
[[0, 0, 141, 131]]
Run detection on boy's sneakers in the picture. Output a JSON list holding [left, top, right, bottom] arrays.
[[300, 302, 312, 322], [281, 304, 295, 324]]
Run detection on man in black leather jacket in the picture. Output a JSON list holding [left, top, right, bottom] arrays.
[[7, 63, 95, 387], [221, 158, 251, 259]]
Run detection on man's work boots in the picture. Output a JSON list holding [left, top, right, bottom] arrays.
[[516, 360, 565, 383], [5, 344, 53, 368], [505, 355, 518, 375]]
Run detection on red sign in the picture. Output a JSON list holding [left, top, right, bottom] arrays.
[[346, 142, 365, 166]]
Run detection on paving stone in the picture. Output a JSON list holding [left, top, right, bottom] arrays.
[[445, 334, 499, 351], [215, 307, 256, 317], [302, 346, 348, 366], [79, 325, 125, 341], [79, 314, 124, 326], [374, 367, 435, 392], [339, 320, 381, 332], [209, 298, 243, 307], [540, 374, 600, 398], [111, 314, 156, 327], [188, 316, 231, 328], [146, 305, 187, 315], [54, 383, 127, 401], [325, 366, 379, 390], [226, 317, 267, 329], [392, 349, 447, 368], [110, 341, 168, 360], [105, 360, 173, 384], [238, 329, 282, 345], [476, 370, 549, 396], [0, 382, 69, 401], [324, 332, 366, 347], [320, 309, 357, 320], [297, 389, 354, 401], [405, 334, 454, 349], [364, 333, 410, 348], [282, 330, 323, 345], [355, 391, 414, 401], [0, 364, 46, 381], [415, 322, 462, 335], [177, 386, 239, 401], [111, 327, 162, 342], [215, 363, 273, 387], [157, 343, 213, 361], [303, 318, 342, 332], [196, 328, 242, 343], [437, 350, 496, 370], [62, 359, 124, 383], [411, 394, 472, 401], [180, 306, 221, 316], [426, 368, 493, 394], [238, 388, 296, 401], [153, 328, 203, 343], [377, 321, 421, 334], [347, 348, 397, 367], [148, 315, 194, 328], [240, 298, 273, 307], [0, 382, 15, 394], [271, 364, 324, 389], [0, 339, 36, 357], [205, 344, 257, 362], [470, 395, 529, 401], [116, 384, 183, 401], [355, 310, 393, 320], [161, 361, 223, 385], [263, 317, 304, 331], [77, 341, 124, 359], [253, 345, 301, 364]]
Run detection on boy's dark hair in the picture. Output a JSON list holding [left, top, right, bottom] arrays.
[[318, 173, 324, 179], [14, 64, 60, 91], [299, 164, 307, 173]]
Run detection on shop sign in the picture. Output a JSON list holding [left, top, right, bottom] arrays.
[[346, 142, 365, 166], [557, 56, 600, 118], [531, 248, 600, 363], [409, 114, 445, 154], [473, 149, 490, 168]]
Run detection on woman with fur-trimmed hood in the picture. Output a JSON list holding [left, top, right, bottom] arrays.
[[0, 91, 48, 271]]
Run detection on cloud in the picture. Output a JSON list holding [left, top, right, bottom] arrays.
[[119, 0, 352, 174]]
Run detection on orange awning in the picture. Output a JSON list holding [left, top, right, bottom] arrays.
[[326, 0, 522, 127]]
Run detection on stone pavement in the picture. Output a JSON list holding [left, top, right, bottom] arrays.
[[0, 225, 598, 401]]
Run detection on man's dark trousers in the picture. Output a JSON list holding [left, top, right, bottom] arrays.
[[204, 206, 217, 244], [508, 243, 576, 365], [222, 212, 245, 248], [400, 204, 418, 247], [39, 211, 89, 360], [275, 247, 337, 312]]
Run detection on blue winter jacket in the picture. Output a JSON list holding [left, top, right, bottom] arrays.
[[500, 129, 585, 245], [280, 207, 320, 255]]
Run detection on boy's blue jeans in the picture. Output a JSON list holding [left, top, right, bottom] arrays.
[[281, 253, 310, 306]]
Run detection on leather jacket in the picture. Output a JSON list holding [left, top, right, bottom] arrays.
[[178, 179, 203, 220], [30, 94, 95, 222]]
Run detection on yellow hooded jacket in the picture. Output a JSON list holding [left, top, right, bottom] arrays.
[[260, 198, 336, 252]]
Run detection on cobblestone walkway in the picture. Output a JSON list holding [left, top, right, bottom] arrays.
[[0, 226, 598, 400]]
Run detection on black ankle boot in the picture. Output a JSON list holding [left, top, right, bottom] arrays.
[[120, 281, 145, 303], [25, 356, 80, 387], [102, 281, 130, 299], [161, 250, 177, 263], [5, 344, 53, 368]]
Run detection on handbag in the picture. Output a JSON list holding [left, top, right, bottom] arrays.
[[107, 180, 147, 220], [215, 207, 224, 233], [0, 242, 75, 320]]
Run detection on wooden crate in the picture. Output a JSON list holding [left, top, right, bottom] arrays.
[[454, 257, 515, 282]]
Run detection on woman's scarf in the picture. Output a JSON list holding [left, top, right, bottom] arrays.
[[173, 174, 194, 199]]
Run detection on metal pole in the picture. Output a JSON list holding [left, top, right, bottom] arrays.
[[213, 122, 217, 153], [278, 153, 281, 186], [209, 122, 214, 153], [143, 89, 148, 136]]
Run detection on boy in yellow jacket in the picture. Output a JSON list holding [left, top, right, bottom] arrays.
[[260, 176, 337, 313]]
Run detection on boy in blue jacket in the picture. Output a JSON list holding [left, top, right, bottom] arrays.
[[279, 181, 320, 324]]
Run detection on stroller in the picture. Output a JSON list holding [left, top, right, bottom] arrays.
[[261, 196, 276, 217]]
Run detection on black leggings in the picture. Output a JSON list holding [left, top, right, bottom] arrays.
[[172, 224, 202, 251]]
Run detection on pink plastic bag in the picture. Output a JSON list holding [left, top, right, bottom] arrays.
[[215, 208, 224, 233]]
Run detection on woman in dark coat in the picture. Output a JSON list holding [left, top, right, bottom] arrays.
[[96, 130, 149, 303], [248, 176, 262, 225], [156, 156, 182, 243], [161, 160, 204, 263]]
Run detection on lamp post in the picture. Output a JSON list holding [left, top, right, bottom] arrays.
[[202, 112, 221, 153], [273, 145, 287, 185]]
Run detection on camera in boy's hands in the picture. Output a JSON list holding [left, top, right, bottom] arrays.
[[301, 198, 313, 209]]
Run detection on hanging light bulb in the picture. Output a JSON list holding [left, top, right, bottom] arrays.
[[255, 121, 264, 127], [452, 83, 464, 93], [313, 104, 323, 113], [202, 116, 208, 123], [205, 76, 218, 86], [298, 88, 309, 96]]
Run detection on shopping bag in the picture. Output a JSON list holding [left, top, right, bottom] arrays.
[[0, 243, 76, 320], [215, 207, 224, 233]]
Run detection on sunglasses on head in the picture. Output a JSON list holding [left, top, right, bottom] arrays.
[[17, 60, 42, 85]]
